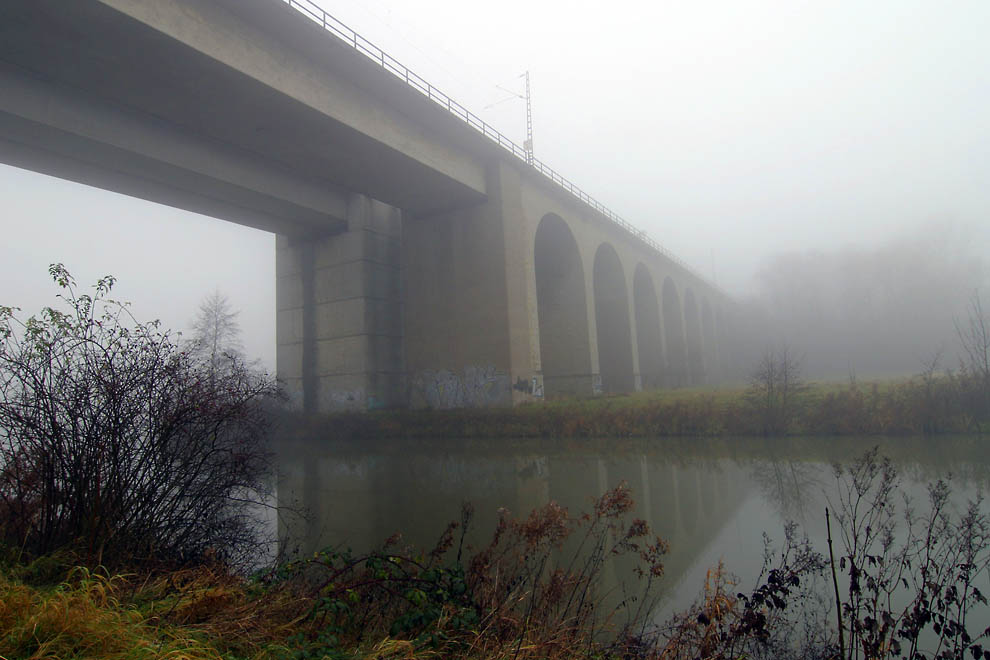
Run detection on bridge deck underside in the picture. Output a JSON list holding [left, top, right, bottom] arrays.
[[0, 0, 486, 235]]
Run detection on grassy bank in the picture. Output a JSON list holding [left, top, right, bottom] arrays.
[[0, 485, 666, 660], [309, 375, 989, 440], [6, 449, 990, 660]]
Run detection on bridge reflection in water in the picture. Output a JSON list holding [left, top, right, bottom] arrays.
[[275, 434, 990, 618]]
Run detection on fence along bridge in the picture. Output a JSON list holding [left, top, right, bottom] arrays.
[[0, 0, 731, 411]]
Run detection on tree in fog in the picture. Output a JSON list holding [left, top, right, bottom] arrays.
[[189, 290, 244, 374], [958, 292, 990, 379], [748, 345, 804, 435], [957, 290, 990, 418]]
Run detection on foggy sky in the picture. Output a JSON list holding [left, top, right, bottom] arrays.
[[2, 0, 988, 373]]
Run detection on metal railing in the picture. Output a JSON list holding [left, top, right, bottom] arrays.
[[282, 0, 716, 290]]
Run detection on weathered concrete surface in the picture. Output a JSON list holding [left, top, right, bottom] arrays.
[[277, 194, 404, 412], [400, 151, 729, 408], [403, 161, 524, 408]]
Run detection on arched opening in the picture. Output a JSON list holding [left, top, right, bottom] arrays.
[[662, 277, 687, 387], [593, 243, 634, 393], [684, 288, 704, 385], [702, 299, 717, 382], [534, 214, 592, 396], [633, 264, 663, 389]]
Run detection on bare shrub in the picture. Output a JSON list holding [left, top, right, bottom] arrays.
[[654, 526, 831, 660], [0, 265, 279, 569], [270, 484, 667, 659], [747, 345, 805, 435], [957, 290, 990, 423], [654, 448, 990, 660], [828, 447, 990, 660]]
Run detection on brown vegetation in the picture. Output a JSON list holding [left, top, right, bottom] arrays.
[[0, 484, 666, 660]]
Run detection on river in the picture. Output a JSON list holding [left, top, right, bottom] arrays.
[[274, 434, 990, 637]]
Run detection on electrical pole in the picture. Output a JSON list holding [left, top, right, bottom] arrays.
[[486, 71, 534, 165], [523, 70, 534, 165]]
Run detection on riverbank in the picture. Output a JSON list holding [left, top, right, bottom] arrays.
[[7, 446, 990, 659], [0, 484, 663, 660], [305, 375, 989, 440]]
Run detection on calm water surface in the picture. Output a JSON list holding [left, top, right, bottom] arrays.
[[275, 435, 990, 621]]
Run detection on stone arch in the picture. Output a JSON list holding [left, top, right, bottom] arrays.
[[662, 277, 688, 387], [633, 264, 663, 389], [534, 214, 592, 396], [684, 288, 704, 385], [592, 243, 634, 393], [702, 298, 717, 380]]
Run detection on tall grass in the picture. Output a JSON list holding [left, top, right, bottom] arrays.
[[0, 485, 666, 660], [312, 372, 989, 440], [0, 566, 225, 659]]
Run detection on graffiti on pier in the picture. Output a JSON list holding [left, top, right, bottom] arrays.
[[411, 365, 510, 408], [513, 375, 544, 398]]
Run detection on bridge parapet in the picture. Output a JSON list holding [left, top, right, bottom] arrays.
[[279, 0, 722, 296]]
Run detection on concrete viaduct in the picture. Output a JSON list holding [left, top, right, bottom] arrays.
[[0, 0, 731, 411]]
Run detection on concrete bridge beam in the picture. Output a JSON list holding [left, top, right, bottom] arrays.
[[581, 248, 604, 396], [0, 62, 349, 235], [625, 265, 645, 393], [655, 279, 671, 387], [633, 264, 665, 391], [684, 288, 705, 386], [661, 278, 689, 388]]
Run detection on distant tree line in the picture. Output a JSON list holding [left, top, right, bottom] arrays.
[[730, 224, 988, 381]]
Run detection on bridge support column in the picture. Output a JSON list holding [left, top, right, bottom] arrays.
[[276, 194, 404, 412], [403, 160, 541, 408]]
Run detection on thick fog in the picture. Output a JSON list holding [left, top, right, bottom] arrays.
[[736, 223, 988, 380], [1, 0, 988, 379]]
